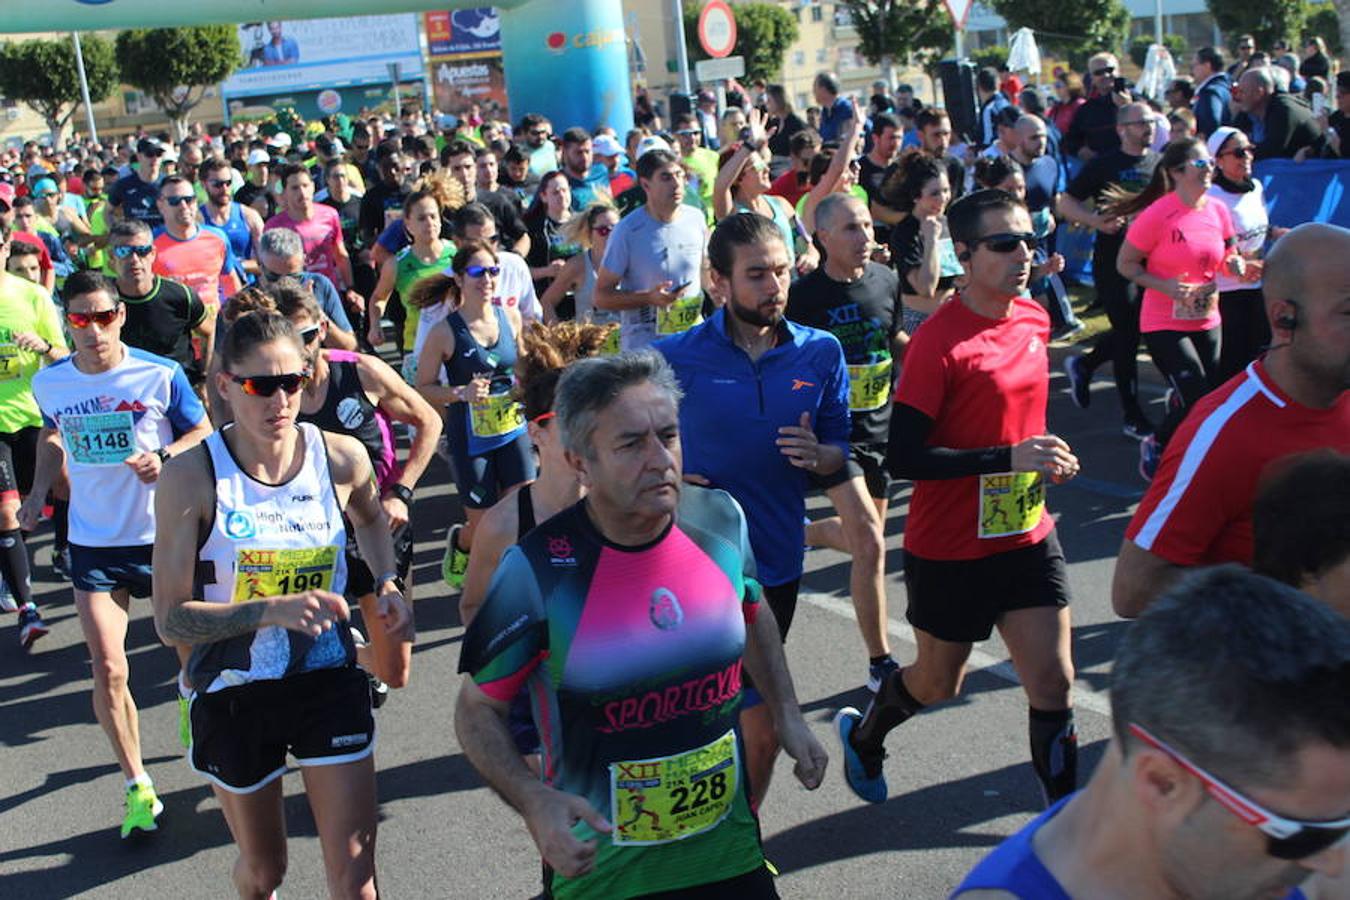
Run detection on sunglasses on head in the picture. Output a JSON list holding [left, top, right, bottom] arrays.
[[465, 264, 500, 278], [66, 306, 120, 328], [973, 232, 1037, 253], [162, 194, 195, 207], [112, 244, 154, 260], [227, 371, 310, 397], [1129, 724, 1350, 861]]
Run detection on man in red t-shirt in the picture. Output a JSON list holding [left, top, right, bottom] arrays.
[[768, 129, 822, 208], [266, 163, 358, 312], [835, 189, 1082, 807], [1113, 223, 1350, 618]]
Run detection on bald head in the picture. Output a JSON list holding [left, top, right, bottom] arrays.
[[815, 192, 869, 234], [1264, 223, 1350, 307], [1238, 67, 1275, 113]]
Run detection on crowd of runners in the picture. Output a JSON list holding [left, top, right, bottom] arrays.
[[0, 45, 1347, 900]]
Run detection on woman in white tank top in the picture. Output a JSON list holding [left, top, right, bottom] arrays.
[[151, 310, 410, 900]]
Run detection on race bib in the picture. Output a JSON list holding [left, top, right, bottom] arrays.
[[978, 471, 1045, 539], [600, 326, 622, 356], [232, 546, 338, 603], [610, 729, 738, 846], [59, 411, 136, 466], [937, 237, 965, 278], [657, 295, 703, 336], [847, 357, 893, 412], [1172, 283, 1218, 320], [470, 391, 525, 439], [0, 344, 21, 382]]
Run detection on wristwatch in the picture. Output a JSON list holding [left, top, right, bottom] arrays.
[[387, 483, 414, 505], [154, 447, 172, 464]]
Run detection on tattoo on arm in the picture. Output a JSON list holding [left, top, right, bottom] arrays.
[[162, 599, 266, 644]]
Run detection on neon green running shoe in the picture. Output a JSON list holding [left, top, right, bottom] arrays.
[[121, 782, 163, 838], [178, 695, 191, 749], [442, 524, 469, 590]]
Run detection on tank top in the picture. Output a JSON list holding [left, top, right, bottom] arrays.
[[738, 196, 795, 259], [395, 241, 456, 349], [300, 351, 399, 492], [953, 796, 1309, 899], [203, 201, 254, 267], [516, 482, 536, 534], [441, 304, 526, 457], [190, 422, 352, 693], [573, 250, 620, 330]]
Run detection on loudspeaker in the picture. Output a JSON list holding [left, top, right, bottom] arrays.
[[667, 91, 694, 123], [937, 58, 979, 145]]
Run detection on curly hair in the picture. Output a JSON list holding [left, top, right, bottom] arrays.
[[515, 320, 618, 421], [881, 148, 947, 212], [222, 285, 278, 326]]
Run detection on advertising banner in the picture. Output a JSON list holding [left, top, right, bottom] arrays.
[[425, 8, 502, 56], [222, 16, 425, 99], [431, 57, 509, 120]]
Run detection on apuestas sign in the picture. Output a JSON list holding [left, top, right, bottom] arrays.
[[697, 0, 737, 59]]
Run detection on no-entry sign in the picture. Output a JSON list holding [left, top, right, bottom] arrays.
[[698, 1, 737, 59]]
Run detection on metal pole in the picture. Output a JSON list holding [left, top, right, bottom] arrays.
[[1155, 0, 1164, 46], [954, 27, 965, 59], [71, 31, 99, 144], [671, 0, 692, 95]]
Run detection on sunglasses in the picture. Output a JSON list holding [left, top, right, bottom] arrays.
[[162, 195, 195, 207], [1182, 158, 1214, 171], [111, 244, 154, 260], [1129, 724, 1350, 860], [227, 371, 310, 397], [1221, 146, 1255, 159], [66, 307, 120, 328], [593, 224, 615, 236], [1092, 66, 1116, 76], [207, 179, 231, 188], [973, 232, 1037, 253], [37, 192, 59, 199], [464, 264, 500, 278], [299, 325, 322, 344]]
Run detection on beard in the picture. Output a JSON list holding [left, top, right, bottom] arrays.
[[728, 295, 782, 328]]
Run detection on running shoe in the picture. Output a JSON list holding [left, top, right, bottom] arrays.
[[833, 707, 887, 804], [177, 695, 191, 749], [369, 672, 390, 710], [0, 579, 15, 614], [1139, 435, 1162, 483], [1121, 418, 1154, 441], [1051, 320, 1087, 343], [17, 604, 47, 650], [442, 524, 469, 590], [121, 782, 163, 838], [1063, 355, 1091, 409], [866, 657, 900, 693], [51, 546, 71, 582]]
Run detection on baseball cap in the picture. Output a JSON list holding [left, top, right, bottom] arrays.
[[32, 178, 58, 197], [247, 148, 272, 166], [267, 132, 293, 150], [634, 135, 673, 160], [592, 134, 623, 158], [136, 138, 165, 157], [0, 183, 13, 210]]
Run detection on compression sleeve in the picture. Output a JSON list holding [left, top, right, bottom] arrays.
[[885, 402, 1013, 480]]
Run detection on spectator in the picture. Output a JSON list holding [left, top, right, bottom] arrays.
[[1064, 53, 1127, 160], [1300, 36, 1332, 82], [975, 67, 1011, 147], [1323, 71, 1350, 157], [814, 72, 855, 142], [1167, 108, 1198, 141], [768, 128, 822, 208], [1050, 72, 1086, 136], [765, 84, 809, 168], [868, 79, 895, 116], [895, 83, 923, 115], [1190, 46, 1233, 139], [999, 64, 1024, 105], [1234, 66, 1324, 159], [1275, 52, 1308, 94], [695, 91, 720, 150], [1228, 34, 1256, 77], [1164, 77, 1195, 112]]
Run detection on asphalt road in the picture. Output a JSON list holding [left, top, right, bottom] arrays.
[[0, 342, 1164, 899]]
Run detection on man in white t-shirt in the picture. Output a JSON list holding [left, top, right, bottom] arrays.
[[594, 148, 709, 350], [22, 271, 211, 840]]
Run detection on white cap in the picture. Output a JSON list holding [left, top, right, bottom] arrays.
[[267, 132, 293, 149], [247, 148, 272, 165], [592, 134, 623, 157], [634, 135, 672, 160]]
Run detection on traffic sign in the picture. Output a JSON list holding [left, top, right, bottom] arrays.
[[943, 0, 974, 29], [698, 0, 737, 59], [695, 55, 745, 83]]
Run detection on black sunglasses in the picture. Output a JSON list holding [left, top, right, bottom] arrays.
[[162, 195, 195, 207], [227, 371, 310, 397], [973, 232, 1037, 253], [1091, 66, 1116, 77], [299, 325, 322, 344]]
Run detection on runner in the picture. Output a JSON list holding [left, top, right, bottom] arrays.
[[785, 193, 898, 691], [0, 223, 69, 646], [108, 139, 165, 228], [593, 148, 708, 351], [199, 157, 263, 279], [270, 281, 438, 692], [152, 309, 411, 900], [1058, 102, 1161, 440], [152, 175, 241, 313], [266, 164, 360, 317], [538, 204, 622, 339], [1253, 450, 1350, 617], [455, 350, 827, 899], [366, 190, 456, 357], [656, 212, 850, 809], [22, 270, 211, 837], [412, 239, 533, 590], [953, 566, 1349, 900], [1112, 223, 1350, 617], [110, 220, 215, 388], [836, 189, 1080, 807]]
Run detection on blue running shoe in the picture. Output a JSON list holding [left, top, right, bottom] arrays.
[[834, 707, 887, 804]]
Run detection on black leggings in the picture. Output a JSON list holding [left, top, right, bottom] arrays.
[[1081, 244, 1147, 423], [1144, 327, 1221, 447], [1218, 288, 1270, 383]]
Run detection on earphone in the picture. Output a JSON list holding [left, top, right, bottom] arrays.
[[1276, 300, 1298, 331]]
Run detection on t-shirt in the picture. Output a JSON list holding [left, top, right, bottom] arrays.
[[1206, 181, 1268, 292], [1064, 149, 1159, 262], [0, 273, 68, 434], [1021, 154, 1060, 215], [492, 251, 541, 322], [599, 205, 707, 351], [320, 194, 365, 255], [893, 295, 1056, 561], [152, 225, 237, 308], [357, 181, 406, 241], [33, 347, 204, 546], [858, 155, 898, 243], [681, 147, 720, 220], [1124, 193, 1234, 333], [267, 205, 347, 291], [890, 216, 964, 297], [567, 168, 613, 212], [459, 488, 766, 900], [787, 264, 901, 444], [394, 242, 456, 349], [1126, 360, 1350, 566], [118, 277, 207, 379], [108, 172, 163, 228], [768, 169, 811, 207]]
